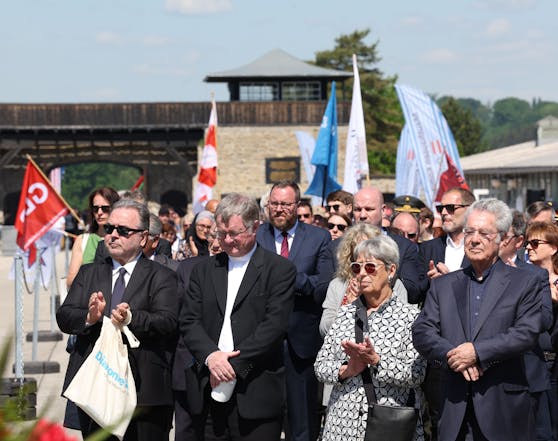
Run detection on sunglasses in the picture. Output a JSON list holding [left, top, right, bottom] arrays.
[[92, 205, 110, 213], [435, 204, 469, 214], [104, 223, 145, 238], [526, 239, 550, 249], [328, 223, 347, 232], [350, 261, 385, 275], [326, 204, 341, 212], [298, 213, 311, 219]]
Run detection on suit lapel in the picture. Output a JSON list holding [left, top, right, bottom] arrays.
[[122, 256, 151, 306], [212, 253, 229, 315], [288, 222, 305, 261], [101, 261, 113, 317], [261, 223, 277, 253], [233, 247, 262, 310], [471, 260, 509, 340]]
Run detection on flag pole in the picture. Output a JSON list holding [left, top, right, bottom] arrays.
[[25, 154, 82, 225]]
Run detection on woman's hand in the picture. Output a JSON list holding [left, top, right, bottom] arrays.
[[342, 338, 381, 366], [345, 278, 360, 304], [338, 355, 367, 380]]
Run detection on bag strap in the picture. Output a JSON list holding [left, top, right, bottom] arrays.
[[354, 299, 415, 407]]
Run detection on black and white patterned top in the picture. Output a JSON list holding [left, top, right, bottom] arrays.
[[314, 294, 426, 441]]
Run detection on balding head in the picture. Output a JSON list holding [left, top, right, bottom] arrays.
[[353, 187, 385, 227], [391, 212, 420, 243]]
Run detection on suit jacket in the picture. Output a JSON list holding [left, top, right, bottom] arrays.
[[256, 221, 332, 359], [515, 259, 553, 393], [180, 246, 296, 419], [412, 259, 543, 441], [57, 255, 179, 406]]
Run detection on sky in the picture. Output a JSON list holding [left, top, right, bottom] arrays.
[[1, 0, 556, 105]]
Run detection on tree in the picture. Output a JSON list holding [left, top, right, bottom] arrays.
[[438, 97, 486, 156], [314, 29, 404, 175]]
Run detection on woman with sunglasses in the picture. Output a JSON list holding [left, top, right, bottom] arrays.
[[66, 187, 120, 288], [525, 221, 558, 302], [315, 235, 426, 441], [327, 213, 352, 240]]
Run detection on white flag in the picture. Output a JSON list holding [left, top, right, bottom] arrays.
[[295, 131, 321, 206], [343, 54, 368, 194]]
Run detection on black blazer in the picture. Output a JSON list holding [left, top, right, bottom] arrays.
[[180, 246, 296, 419], [57, 255, 179, 406], [256, 221, 332, 359]]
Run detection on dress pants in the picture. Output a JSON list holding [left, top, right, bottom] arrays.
[[192, 393, 282, 441], [78, 405, 173, 441], [283, 340, 320, 441]]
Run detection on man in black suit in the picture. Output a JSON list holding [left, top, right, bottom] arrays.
[[57, 199, 179, 441], [256, 181, 331, 441], [180, 193, 296, 441]]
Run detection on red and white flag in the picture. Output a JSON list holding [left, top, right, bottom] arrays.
[[15, 159, 69, 265], [434, 150, 470, 202], [193, 100, 218, 214]]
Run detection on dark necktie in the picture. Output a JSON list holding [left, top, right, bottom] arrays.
[[281, 231, 289, 258], [111, 267, 127, 310]]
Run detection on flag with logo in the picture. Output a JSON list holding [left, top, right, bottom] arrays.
[[306, 81, 342, 200], [193, 99, 218, 214], [343, 54, 369, 194], [395, 84, 467, 207], [15, 159, 69, 265]]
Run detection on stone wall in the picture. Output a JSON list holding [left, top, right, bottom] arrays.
[[194, 125, 396, 202]]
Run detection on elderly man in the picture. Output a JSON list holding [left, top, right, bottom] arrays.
[[256, 180, 331, 441], [413, 199, 543, 441], [57, 199, 179, 441], [181, 193, 296, 440]]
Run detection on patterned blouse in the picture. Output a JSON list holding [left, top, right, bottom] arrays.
[[314, 294, 426, 441]]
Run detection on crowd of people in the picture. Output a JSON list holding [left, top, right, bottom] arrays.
[[56, 182, 558, 441]]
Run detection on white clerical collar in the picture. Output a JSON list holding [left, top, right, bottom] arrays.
[[228, 244, 257, 267]]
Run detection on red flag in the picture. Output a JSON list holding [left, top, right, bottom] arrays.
[[435, 151, 470, 202], [130, 175, 144, 191], [15, 160, 69, 265], [193, 100, 218, 213]]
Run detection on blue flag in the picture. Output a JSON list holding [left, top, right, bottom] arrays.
[[306, 81, 342, 200]]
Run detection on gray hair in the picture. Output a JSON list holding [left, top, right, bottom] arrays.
[[352, 235, 400, 269], [149, 213, 163, 236], [215, 193, 260, 228], [336, 223, 382, 281], [111, 199, 150, 231], [465, 198, 512, 239]]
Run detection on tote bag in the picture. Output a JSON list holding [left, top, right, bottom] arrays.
[[64, 316, 140, 440]]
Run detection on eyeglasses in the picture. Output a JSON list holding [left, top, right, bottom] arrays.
[[268, 201, 297, 210], [463, 228, 498, 241], [435, 204, 469, 214], [350, 261, 385, 275], [326, 204, 341, 212], [526, 239, 550, 249], [298, 213, 311, 219], [92, 205, 110, 213], [328, 223, 347, 232], [216, 227, 249, 240], [104, 223, 145, 238], [404, 232, 418, 240]]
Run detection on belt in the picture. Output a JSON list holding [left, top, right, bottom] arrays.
[[544, 351, 556, 362]]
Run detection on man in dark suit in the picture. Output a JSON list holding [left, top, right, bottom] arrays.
[[256, 181, 331, 441], [57, 199, 179, 441], [413, 198, 543, 441], [181, 193, 296, 440]]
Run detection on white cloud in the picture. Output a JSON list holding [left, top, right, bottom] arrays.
[[420, 48, 458, 63], [485, 18, 511, 37], [165, 0, 232, 14], [142, 35, 172, 47], [96, 31, 125, 45]]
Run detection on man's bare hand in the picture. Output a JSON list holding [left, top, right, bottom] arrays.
[[111, 302, 130, 326], [460, 364, 484, 382], [447, 342, 477, 372], [86, 291, 106, 324], [428, 261, 450, 280], [207, 350, 240, 385]]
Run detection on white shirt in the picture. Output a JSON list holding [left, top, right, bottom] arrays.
[[444, 235, 465, 272], [111, 253, 141, 290], [217, 245, 257, 352], [273, 223, 297, 255]]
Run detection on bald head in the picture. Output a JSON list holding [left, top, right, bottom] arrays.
[[391, 212, 420, 243], [353, 187, 385, 226], [205, 199, 219, 214]]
